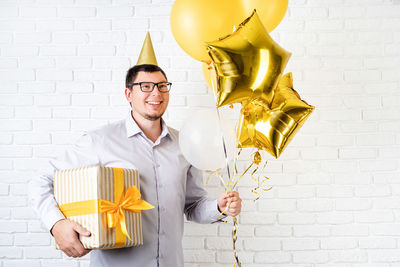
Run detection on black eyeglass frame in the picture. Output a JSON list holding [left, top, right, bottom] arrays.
[[127, 81, 172, 93]]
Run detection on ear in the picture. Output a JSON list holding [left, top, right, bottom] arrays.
[[125, 88, 133, 101]]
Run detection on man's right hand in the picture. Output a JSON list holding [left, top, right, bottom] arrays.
[[51, 219, 92, 258]]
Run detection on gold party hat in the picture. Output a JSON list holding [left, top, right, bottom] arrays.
[[136, 32, 158, 66]]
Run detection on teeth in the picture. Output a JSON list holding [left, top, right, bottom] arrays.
[[147, 101, 161, 104]]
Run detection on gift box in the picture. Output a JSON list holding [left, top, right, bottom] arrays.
[[54, 165, 153, 249]]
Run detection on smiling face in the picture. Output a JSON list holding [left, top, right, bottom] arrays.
[[125, 71, 169, 122]]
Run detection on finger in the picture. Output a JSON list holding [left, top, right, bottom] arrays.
[[73, 223, 91, 237]]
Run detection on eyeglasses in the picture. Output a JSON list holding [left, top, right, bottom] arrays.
[[127, 81, 172, 93]]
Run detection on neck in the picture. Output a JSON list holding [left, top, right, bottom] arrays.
[[131, 111, 162, 143]]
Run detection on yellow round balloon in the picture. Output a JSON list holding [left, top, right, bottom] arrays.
[[170, 0, 243, 62], [240, 0, 289, 32]]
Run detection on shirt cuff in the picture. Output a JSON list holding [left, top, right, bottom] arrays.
[[42, 207, 66, 233], [210, 199, 227, 222]]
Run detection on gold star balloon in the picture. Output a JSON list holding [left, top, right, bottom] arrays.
[[237, 73, 314, 158], [206, 10, 291, 107]]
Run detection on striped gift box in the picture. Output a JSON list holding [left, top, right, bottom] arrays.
[[54, 165, 145, 249]]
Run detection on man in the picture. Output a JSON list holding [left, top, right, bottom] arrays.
[[30, 34, 242, 267]]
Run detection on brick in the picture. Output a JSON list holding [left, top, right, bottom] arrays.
[[78, 45, 116, 56], [379, 147, 400, 158], [331, 224, 369, 236], [255, 225, 292, 237], [297, 199, 334, 212], [278, 213, 315, 225], [4, 261, 41, 267], [0, 70, 35, 81], [14, 32, 51, 44], [14, 233, 51, 246], [0, 233, 13, 245], [97, 6, 134, 17], [33, 119, 70, 131], [183, 250, 215, 263], [382, 96, 400, 107], [0, 221, 27, 233], [254, 251, 291, 263], [330, 250, 368, 263], [0, 95, 33, 106], [329, 6, 364, 18], [240, 212, 275, 225], [316, 212, 354, 225], [320, 109, 360, 121], [206, 236, 240, 250], [74, 70, 112, 81], [294, 225, 330, 237], [258, 199, 296, 212], [58, 7, 95, 17], [339, 148, 377, 159], [0, 247, 23, 259], [19, 57, 55, 69], [0, 146, 32, 157], [20, 7, 56, 17], [356, 134, 396, 146], [336, 172, 373, 185], [298, 172, 332, 185], [277, 186, 315, 199], [41, 261, 80, 267], [335, 198, 372, 211], [0, 134, 12, 145], [355, 184, 392, 197], [344, 70, 381, 82], [35, 95, 70, 106], [15, 107, 52, 119], [0, 20, 35, 31], [36, 70, 73, 81], [70, 119, 108, 132], [282, 238, 319, 250], [35, 20, 74, 31], [57, 82, 93, 93], [56, 57, 92, 69], [75, 20, 112, 31], [40, 46, 76, 56], [182, 236, 204, 249], [0, 107, 13, 118], [283, 160, 320, 173], [365, 82, 398, 94], [301, 147, 338, 160], [363, 109, 400, 121], [0, 160, 13, 170], [90, 107, 127, 119], [243, 238, 280, 251], [307, 45, 343, 56], [341, 122, 377, 133], [13, 158, 49, 171], [19, 82, 55, 94], [369, 249, 400, 262], [53, 32, 88, 44], [0, 120, 32, 131], [9, 184, 29, 196], [24, 247, 62, 259], [305, 19, 343, 31], [317, 185, 354, 198], [355, 210, 394, 223], [0, 58, 18, 69], [71, 94, 109, 106]]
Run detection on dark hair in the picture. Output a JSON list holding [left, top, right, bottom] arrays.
[[125, 64, 168, 88]]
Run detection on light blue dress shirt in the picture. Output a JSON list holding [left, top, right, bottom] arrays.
[[29, 113, 224, 267]]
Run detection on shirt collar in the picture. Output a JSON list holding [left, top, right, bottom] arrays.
[[125, 111, 171, 141]]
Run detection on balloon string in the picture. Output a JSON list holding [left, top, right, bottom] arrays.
[[209, 63, 241, 267], [232, 216, 241, 267]]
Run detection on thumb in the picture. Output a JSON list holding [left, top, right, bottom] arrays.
[[73, 223, 91, 237]]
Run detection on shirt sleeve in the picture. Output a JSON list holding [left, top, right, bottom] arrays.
[[28, 133, 101, 232], [184, 165, 226, 223]]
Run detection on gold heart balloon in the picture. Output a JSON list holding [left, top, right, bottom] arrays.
[[237, 73, 314, 158], [206, 10, 291, 107]]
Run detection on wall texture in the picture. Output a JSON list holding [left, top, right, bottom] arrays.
[[1, 0, 400, 266]]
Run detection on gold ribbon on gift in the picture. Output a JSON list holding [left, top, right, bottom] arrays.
[[58, 168, 154, 248]]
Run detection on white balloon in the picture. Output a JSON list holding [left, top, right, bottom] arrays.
[[179, 109, 236, 171]]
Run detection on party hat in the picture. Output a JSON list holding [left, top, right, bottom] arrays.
[[136, 32, 158, 65]]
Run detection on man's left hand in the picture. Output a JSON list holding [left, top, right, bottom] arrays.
[[217, 191, 242, 217]]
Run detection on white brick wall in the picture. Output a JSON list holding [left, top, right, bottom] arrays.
[[0, 0, 399, 266]]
